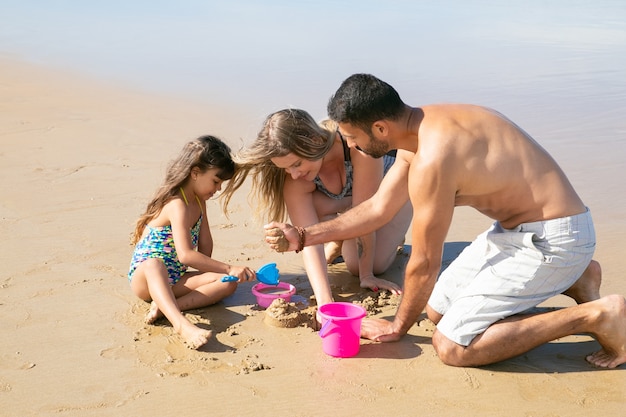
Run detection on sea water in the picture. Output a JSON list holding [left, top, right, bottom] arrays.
[[1, 0, 625, 241]]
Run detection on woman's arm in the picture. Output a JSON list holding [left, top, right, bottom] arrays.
[[283, 176, 335, 306]]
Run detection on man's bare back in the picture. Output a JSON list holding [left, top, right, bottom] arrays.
[[406, 104, 587, 229]]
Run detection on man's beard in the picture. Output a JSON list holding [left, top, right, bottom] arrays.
[[361, 130, 389, 158]]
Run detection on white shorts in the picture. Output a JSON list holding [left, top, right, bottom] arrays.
[[428, 209, 596, 346]]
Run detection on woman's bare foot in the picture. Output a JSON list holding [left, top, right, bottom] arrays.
[[178, 320, 213, 350], [144, 301, 163, 324], [563, 260, 602, 304], [325, 240, 343, 264], [585, 294, 626, 368]]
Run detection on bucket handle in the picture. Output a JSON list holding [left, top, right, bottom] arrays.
[[318, 319, 333, 338]]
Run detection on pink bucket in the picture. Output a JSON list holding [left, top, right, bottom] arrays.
[[318, 302, 367, 358]]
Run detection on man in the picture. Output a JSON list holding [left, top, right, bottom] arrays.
[[265, 73, 626, 369]]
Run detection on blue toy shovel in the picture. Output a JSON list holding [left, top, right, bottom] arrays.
[[221, 262, 280, 285], [221, 275, 238, 282]]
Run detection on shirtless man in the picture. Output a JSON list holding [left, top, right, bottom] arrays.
[[265, 73, 626, 369]]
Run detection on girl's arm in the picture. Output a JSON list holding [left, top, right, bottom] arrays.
[[197, 204, 214, 257], [283, 176, 335, 306], [168, 199, 253, 281], [350, 149, 401, 293]]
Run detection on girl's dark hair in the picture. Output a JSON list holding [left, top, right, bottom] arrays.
[[131, 135, 234, 244]]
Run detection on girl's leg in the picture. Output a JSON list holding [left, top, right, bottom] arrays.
[[130, 259, 212, 349], [172, 271, 238, 311], [142, 271, 238, 320]]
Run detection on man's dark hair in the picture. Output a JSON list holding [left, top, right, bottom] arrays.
[[327, 74, 405, 132]]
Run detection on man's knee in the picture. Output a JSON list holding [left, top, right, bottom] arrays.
[[425, 304, 442, 325], [432, 330, 469, 367]]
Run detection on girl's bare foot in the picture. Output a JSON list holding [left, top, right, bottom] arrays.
[[325, 240, 343, 264], [585, 294, 626, 369], [178, 320, 213, 350], [563, 260, 602, 304], [144, 301, 162, 324]]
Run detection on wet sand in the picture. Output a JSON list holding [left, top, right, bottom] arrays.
[[1, 58, 624, 416]]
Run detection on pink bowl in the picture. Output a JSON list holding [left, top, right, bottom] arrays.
[[252, 282, 296, 308]]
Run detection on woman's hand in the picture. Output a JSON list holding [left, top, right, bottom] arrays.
[[264, 222, 299, 252], [359, 274, 402, 295]]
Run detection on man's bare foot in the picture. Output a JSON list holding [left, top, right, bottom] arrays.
[[563, 260, 602, 304], [144, 301, 163, 324], [585, 294, 626, 368], [178, 320, 212, 350], [325, 240, 343, 264]]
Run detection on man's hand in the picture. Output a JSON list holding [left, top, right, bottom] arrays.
[[264, 222, 299, 252], [361, 317, 404, 342]]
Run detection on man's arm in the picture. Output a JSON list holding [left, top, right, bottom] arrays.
[[361, 150, 457, 340], [265, 151, 412, 251]]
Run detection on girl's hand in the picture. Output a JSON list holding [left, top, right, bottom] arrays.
[[227, 265, 256, 282]]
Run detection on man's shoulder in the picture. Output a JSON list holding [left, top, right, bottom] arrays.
[[421, 103, 492, 120]]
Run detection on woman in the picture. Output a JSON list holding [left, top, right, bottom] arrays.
[[222, 108, 412, 308]]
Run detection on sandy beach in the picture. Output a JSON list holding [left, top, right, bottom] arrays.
[[1, 57, 625, 417]]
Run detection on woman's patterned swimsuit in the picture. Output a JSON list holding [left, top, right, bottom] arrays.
[[313, 134, 397, 200]]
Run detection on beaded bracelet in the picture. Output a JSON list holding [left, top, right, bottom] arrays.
[[295, 226, 306, 253]]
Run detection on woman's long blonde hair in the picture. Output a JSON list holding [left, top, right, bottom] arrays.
[[221, 109, 336, 223], [131, 135, 235, 245]]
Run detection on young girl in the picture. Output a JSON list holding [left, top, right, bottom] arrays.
[[128, 135, 256, 349], [222, 109, 412, 313]]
